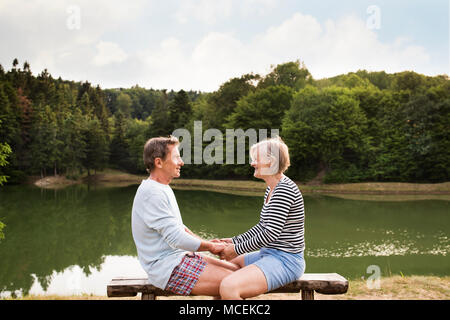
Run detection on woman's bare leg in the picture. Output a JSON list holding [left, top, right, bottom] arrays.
[[219, 264, 268, 300]]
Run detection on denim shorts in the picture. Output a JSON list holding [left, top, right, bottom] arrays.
[[244, 247, 306, 291]]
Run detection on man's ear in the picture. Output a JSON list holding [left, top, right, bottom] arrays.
[[154, 157, 163, 169]]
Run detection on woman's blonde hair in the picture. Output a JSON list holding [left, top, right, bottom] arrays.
[[250, 136, 290, 175]]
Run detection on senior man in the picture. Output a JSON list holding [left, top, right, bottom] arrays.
[[131, 136, 238, 297]]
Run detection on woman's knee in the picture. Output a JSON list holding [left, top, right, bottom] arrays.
[[219, 275, 240, 299]]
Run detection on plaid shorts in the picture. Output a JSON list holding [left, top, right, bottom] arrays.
[[165, 253, 207, 296]]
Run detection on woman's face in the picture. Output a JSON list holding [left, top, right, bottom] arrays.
[[251, 148, 272, 179]]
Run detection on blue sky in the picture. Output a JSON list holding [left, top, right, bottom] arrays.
[[0, 0, 448, 91]]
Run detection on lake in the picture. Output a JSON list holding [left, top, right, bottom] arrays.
[[0, 183, 448, 298]]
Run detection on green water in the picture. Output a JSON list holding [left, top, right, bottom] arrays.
[[0, 184, 448, 297]]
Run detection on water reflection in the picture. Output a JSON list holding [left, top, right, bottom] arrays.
[[0, 184, 448, 297], [1, 256, 145, 298]]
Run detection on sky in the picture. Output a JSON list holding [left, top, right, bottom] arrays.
[[0, 0, 448, 92]]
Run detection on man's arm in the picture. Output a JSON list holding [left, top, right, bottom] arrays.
[[184, 226, 203, 240], [185, 226, 225, 254]]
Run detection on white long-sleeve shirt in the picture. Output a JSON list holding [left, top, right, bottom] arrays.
[[131, 179, 201, 289]]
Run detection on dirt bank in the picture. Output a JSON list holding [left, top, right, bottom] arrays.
[[31, 170, 450, 195]]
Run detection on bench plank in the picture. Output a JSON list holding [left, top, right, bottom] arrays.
[[107, 273, 348, 300]]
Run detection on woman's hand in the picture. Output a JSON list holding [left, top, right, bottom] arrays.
[[219, 244, 238, 261], [208, 241, 226, 255]]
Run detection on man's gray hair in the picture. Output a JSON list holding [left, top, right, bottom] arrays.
[[143, 136, 179, 173]]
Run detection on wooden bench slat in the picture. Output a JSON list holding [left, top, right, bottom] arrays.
[[107, 273, 348, 299]]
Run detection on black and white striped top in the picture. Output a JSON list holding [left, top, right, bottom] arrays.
[[232, 175, 305, 255]]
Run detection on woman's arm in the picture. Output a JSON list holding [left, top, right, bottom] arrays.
[[231, 187, 270, 244], [233, 188, 295, 255], [232, 223, 264, 244]]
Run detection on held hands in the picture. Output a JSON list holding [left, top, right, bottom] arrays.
[[219, 243, 238, 261], [208, 241, 226, 255], [209, 238, 237, 261]]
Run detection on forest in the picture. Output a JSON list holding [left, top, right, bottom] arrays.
[[0, 59, 449, 185]]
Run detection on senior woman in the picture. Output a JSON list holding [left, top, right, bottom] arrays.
[[218, 137, 306, 300]]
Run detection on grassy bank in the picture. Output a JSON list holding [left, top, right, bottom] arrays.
[[30, 169, 450, 197], [5, 276, 449, 300]]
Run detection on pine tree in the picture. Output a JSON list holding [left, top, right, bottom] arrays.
[[168, 89, 192, 130], [61, 109, 87, 177], [110, 111, 131, 171], [82, 118, 109, 175], [149, 90, 172, 137]]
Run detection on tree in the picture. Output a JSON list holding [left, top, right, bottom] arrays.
[[0, 136, 10, 240], [116, 92, 132, 117], [12, 58, 18, 69], [149, 91, 172, 137], [205, 74, 258, 130], [79, 91, 93, 117], [224, 85, 293, 177], [82, 118, 109, 175], [126, 118, 149, 173], [61, 109, 87, 177], [226, 85, 294, 131], [399, 88, 450, 182], [258, 60, 312, 90], [0, 83, 20, 146], [392, 71, 426, 92], [29, 105, 60, 177], [167, 89, 192, 130], [110, 111, 132, 171], [0, 120, 12, 186], [282, 86, 369, 181]]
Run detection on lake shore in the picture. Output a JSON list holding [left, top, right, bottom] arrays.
[[29, 169, 450, 196], [5, 276, 449, 300]]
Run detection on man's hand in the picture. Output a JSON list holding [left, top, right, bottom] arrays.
[[211, 238, 232, 244], [208, 241, 226, 255], [219, 244, 238, 261]]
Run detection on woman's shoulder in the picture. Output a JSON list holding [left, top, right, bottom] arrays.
[[276, 176, 302, 196]]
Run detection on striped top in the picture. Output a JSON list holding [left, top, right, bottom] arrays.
[[232, 175, 305, 255]]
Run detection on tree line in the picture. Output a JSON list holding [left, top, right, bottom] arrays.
[[0, 59, 449, 186]]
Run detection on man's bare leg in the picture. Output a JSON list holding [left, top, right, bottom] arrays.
[[201, 254, 241, 271], [190, 261, 234, 296]]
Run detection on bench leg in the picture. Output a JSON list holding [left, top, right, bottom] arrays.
[[141, 293, 156, 300], [301, 290, 314, 300]]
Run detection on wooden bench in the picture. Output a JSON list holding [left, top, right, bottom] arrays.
[[107, 273, 348, 300]]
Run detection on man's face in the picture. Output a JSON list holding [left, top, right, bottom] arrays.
[[161, 144, 184, 179]]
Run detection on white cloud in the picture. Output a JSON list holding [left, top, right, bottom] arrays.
[[137, 12, 432, 91], [239, 0, 278, 16], [173, 0, 277, 24], [93, 41, 128, 66], [0, 0, 437, 91], [174, 0, 233, 24], [0, 0, 147, 78]]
